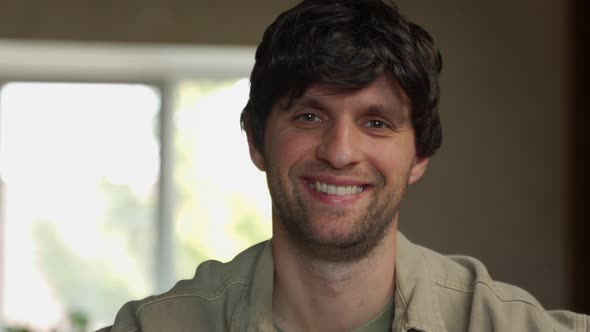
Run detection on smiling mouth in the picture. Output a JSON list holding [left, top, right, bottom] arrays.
[[309, 181, 365, 196]]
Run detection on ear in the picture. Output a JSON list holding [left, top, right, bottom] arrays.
[[247, 131, 266, 171], [408, 157, 429, 184]]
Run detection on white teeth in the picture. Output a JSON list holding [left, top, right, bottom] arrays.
[[327, 185, 336, 195], [311, 181, 364, 196]]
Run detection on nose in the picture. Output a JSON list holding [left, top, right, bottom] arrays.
[[315, 118, 362, 169]]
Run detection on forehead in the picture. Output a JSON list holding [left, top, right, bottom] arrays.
[[288, 75, 412, 117], [307, 75, 406, 99]]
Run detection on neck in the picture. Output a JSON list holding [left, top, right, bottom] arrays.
[[271, 222, 397, 332]]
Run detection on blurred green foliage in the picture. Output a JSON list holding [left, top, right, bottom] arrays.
[[17, 80, 270, 332]]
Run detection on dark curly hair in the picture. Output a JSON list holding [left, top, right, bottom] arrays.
[[241, 0, 442, 158]]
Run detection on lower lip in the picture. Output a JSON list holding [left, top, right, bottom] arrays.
[[302, 180, 369, 205]]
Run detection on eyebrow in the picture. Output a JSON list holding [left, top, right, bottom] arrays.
[[285, 94, 410, 125], [282, 95, 323, 111], [282, 94, 411, 126]]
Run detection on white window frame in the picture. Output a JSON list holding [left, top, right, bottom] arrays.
[[0, 40, 256, 316]]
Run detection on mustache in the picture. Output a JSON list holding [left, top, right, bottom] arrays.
[[289, 161, 384, 183]]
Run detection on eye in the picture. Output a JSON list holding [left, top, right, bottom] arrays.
[[364, 119, 390, 129], [294, 113, 322, 123]]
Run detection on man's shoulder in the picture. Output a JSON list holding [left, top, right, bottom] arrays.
[[99, 240, 270, 332], [437, 254, 586, 331], [173, 240, 268, 293], [400, 237, 588, 331]]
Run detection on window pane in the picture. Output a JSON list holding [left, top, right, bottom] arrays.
[[0, 82, 160, 330], [173, 79, 272, 281]]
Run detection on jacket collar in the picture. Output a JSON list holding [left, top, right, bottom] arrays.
[[232, 240, 275, 331], [234, 233, 447, 332], [393, 232, 447, 332]]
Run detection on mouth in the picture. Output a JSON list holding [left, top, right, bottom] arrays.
[[308, 180, 366, 196]]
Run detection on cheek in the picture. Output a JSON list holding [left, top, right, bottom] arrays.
[[265, 130, 314, 171], [369, 140, 416, 183]]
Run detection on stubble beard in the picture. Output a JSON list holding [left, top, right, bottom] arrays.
[[266, 163, 410, 263]]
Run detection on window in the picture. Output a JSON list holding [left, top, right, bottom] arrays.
[[0, 82, 159, 329], [172, 79, 271, 284], [0, 42, 270, 331]]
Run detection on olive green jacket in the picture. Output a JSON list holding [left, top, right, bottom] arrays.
[[99, 233, 588, 331]]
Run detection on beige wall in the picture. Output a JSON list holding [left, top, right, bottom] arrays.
[[0, 0, 298, 44], [0, 0, 571, 309], [397, 0, 571, 309]]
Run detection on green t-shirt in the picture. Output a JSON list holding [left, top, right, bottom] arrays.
[[274, 298, 394, 332], [354, 297, 394, 332]]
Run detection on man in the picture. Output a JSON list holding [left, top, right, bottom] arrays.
[[100, 0, 588, 331]]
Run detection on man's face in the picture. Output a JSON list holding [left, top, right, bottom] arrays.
[[248, 75, 428, 262]]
